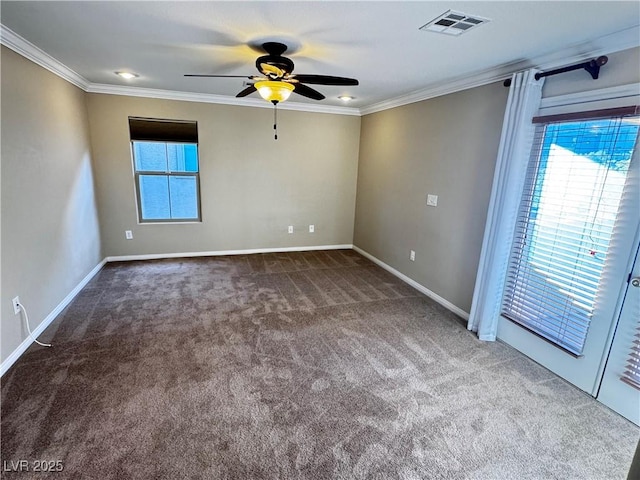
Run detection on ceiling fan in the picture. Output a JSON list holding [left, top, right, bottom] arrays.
[[185, 41, 359, 105]]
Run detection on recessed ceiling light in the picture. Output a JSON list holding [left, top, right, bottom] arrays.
[[338, 95, 355, 102], [115, 71, 139, 80]]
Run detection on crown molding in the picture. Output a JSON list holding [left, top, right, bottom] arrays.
[[85, 83, 361, 116], [359, 63, 516, 116], [0, 24, 90, 90], [3, 21, 638, 118], [0, 22, 358, 116], [360, 24, 640, 116]]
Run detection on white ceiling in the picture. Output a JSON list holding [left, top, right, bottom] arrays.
[[1, 1, 639, 113]]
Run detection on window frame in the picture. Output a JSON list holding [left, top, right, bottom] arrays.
[[131, 140, 202, 224]]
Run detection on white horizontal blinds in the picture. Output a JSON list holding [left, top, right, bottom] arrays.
[[502, 112, 640, 355], [622, 325, 640, 390]]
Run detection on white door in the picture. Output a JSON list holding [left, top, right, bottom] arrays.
[[597, 244, 640, 425], [498, 233, 638, 395], [497, 115, 639, 395]]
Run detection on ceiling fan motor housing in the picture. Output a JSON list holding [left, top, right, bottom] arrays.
[[256, 55, 294, 76], [256, 42, 294, 76]]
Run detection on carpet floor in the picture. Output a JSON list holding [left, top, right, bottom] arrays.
[[1, 249, 638, 479]]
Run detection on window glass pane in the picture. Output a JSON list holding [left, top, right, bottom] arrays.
[[184, 144, 199, 172], [131, 133, 200, 222], [168, 144, 198, 172], [169, 176, 198, 219], [134, 142, 167, 172], [139, 175, 170, 219]]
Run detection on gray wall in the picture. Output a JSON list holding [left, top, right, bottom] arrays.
[[86, 94, 361, 257], [1, 47, 102, 364], [353, 46, 640, 316], [354, 82, 510, 313]]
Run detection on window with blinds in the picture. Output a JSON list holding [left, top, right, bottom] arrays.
[[622, 324, 640, 390], [501, 110, 639, 356]]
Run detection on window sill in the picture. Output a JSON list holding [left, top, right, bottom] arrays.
[[137, 221, 202, 225]]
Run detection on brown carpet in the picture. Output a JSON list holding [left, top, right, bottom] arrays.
[[1, 249, 637, 479]]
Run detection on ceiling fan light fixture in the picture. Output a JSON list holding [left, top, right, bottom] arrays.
[[255, 80, 294, 104]]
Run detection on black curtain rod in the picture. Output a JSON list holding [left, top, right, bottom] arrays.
[[503, 56, 608, 87]]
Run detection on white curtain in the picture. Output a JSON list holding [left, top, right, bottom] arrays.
[[467, 69, 544, 340]]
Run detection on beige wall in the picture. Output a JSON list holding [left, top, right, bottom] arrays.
[[86, 95, 361, 257], [354, 82, 509, 313], [1, 47, 102, 363], [353, 46, 640, 316]]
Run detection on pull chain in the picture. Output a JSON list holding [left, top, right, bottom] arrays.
[[273, 101, 278, 140]]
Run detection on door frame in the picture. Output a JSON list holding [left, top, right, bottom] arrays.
[[594, 224, 640, 401]]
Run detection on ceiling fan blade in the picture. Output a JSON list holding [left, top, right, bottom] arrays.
[[291, 74, 359, 86], [292, 83, 325, 101], [185, 74, 254, 78], [236, 85, 256, 97]]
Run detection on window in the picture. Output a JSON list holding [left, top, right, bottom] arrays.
[[501, 109, 639, 355], [129, 118, 200, 223]]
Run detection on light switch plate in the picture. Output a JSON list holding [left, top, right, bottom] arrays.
[[427, 194, 438, 207]]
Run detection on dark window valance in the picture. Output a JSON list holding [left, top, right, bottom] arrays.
[[532, 105, 639, 124], [129, 117, 198, 143]]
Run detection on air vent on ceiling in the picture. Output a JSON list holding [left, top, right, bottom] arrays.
[[419, 10, 490, 36]]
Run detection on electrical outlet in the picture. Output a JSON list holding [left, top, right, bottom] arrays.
[[125, 230, 133, 240], [410, 250, 416, 261], [288, 226, 294, 234], [12, 296, 21, 315], [427, 194, 438, 207], [309, 225, 315, 233]]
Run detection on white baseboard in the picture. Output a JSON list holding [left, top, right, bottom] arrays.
[[3, 246, 354, 376], [1, 259, 107, 377], [106, 244, 354, 262], [352, 245, 470, 320]]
